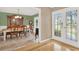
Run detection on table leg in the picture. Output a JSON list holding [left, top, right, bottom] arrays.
[[3, 31, 6, 41]]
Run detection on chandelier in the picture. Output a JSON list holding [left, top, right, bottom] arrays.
[[15, 15, 22, 19], [14, 9, 23, 19]]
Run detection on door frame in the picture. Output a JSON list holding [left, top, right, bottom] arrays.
[[33, 8, 41, 42], [52, 10, 65, 41]]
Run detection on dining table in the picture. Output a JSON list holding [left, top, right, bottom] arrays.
[[0, 29, 12, 41], [0, 27, 27, 41]]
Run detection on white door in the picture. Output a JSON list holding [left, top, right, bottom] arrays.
[[52, 8, 79, 48], [65, 9, 78, 42], [52, 11, 64, 41]]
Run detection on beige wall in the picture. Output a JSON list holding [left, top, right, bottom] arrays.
[[40, 7, 52, 40]]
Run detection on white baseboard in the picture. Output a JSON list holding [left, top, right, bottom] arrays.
[[39, 37, 52, 43]]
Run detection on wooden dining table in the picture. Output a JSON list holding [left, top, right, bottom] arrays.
[[0, 29, 13, 41], [0, 30, 5, 41], [0, 25, 27, 41], [0, 29, 26, 41]]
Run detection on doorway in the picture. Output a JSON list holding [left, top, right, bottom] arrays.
[[34, 16, 39, 43]]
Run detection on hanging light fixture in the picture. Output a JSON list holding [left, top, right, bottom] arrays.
[[15, 9, 22, 19]]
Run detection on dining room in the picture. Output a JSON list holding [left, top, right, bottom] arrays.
[[0, 7, 39, 50]]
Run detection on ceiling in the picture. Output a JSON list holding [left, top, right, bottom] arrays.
[[0, 7, 66, 16], [0, 7, 39, 16], [51, 7, 66, 11]]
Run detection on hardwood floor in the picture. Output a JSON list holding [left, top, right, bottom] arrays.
[[1, 32, 78, 51], [16, 39, 79, 51], [16, 40, 52, 51]]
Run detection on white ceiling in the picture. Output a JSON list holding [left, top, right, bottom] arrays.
[[50, 7, 66, 11], [0, 7, 39, 16]]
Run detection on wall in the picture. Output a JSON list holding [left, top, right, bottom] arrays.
[[0, 12, 34, 26], [23, 15, 34, 25], [40, 7, 52, 41]]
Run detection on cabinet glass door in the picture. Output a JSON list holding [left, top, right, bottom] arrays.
[[66, 10, 77, 41]]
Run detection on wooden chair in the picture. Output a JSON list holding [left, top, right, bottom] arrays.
[[6, 26, 18, 39], [18, 26, 27, 37], [10, 27, 18, 39]]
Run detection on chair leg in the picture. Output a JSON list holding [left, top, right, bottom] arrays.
[[6, 35, 7, 39], [10, 34, 12, 39]]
